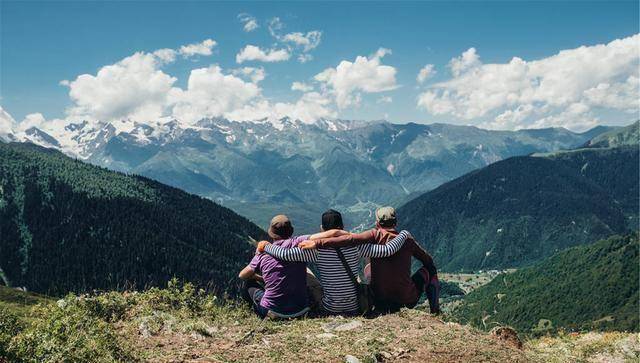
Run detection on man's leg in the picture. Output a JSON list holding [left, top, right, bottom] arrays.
[[411, 267, 441, 314], [306, 268, 324, 312], [241, 280, 269, 318]]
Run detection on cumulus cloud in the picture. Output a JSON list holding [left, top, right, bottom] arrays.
[[417, 34, 640, 131], [448, 47, 480, 76], [236, 45, 291, 63], [291, 81, 313, 92], [170, 65, 261, 124], [226, 91, 335, 123], [178, 39, 216, 57], [314, 48, 398, 108], [238, 13, 258, 32], [0, 106, 16, 139], [63, 51, 177, 122], [231, 67, 266, 83], [417, 64, 435, 83]]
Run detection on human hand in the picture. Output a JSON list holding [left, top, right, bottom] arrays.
[[256, 240, 270, 254], [298, 240, 318, 250]]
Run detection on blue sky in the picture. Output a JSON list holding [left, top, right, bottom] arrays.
[[1, 1, 638, 131]]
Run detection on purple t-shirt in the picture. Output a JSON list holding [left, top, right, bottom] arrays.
[[249, 235, 310, 313]]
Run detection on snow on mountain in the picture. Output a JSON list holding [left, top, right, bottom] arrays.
[[11, 113, 617, 231]]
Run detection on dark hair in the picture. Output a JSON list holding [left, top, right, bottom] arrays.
[[321, 209, 344, 230]]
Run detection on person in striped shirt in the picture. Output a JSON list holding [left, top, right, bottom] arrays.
[[256, 210, 411, 315]]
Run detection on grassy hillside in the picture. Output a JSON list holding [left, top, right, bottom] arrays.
[[452, 234, 639, 335], [398, 145, 637, 271], [0, 142, 267, 296], [1, 281, 637, 362]]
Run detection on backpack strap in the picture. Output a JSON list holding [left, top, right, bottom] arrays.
[[335, 248, 359, 290]]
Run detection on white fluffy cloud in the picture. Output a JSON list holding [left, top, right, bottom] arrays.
[[238, 13, 258, 32], [417, 64, 435, 83], [418, 34, 640, 131], [0, 106, 16, 140], [231, 67, 266, 83], [314, 48, 398, 108], [291, 81, 313, 92], [226, 91, 335, 124], [170, 65, 261, 124], [236, 45, 291, 63], [178, 39, 217, 57], [448, 47, 480, 76], [63, 51, 177, 122], [58, 38, 335, 126]]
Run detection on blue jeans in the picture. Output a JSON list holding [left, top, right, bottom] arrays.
[[241, 280, 270, 318]]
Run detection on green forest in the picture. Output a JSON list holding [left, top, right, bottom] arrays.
[[0, 142, 267, 296], [399, 144, 638, 271], [452, 233, 639, 334]]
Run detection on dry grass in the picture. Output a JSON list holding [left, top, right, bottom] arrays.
[[525, 332, 639, 363], [124, 308, 534, 362]]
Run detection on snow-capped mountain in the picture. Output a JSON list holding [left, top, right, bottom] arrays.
[[1, 113, 613, 231]]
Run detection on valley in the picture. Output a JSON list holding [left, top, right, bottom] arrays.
[[0, 116, 613, 232]]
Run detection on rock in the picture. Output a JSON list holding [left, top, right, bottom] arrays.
[[316, 333, 338, 340], [345, 355, 360, 363], [490, 326, 523, 349], [323, 320, 363, 332]]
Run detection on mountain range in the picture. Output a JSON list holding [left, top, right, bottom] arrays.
[[399, 122, 638, 271], [0, 110, 614, 232], [0, 141, 266, 295]]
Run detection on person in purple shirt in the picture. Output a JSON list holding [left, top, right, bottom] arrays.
[[238, 214, 346, 318]]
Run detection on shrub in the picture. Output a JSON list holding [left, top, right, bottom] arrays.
[[6, 298, 137, 362]]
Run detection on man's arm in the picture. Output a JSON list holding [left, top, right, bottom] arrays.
[[263, 243, 318, 262], [359, 230, 410, 258], [308, 229, 350, 240], [303, 230, 375, 249], [411, 239, 438, 276], [238, 265, 263, 282]]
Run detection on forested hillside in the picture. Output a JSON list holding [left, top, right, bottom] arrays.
[[0, 142, 267, 296], [452, 233, 639, 334], [398, 144, 637, 271]]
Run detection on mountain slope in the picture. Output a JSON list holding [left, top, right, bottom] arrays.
[[452, 233, 639, 334], [583, 120, 639, 148], [9, 116, 613, 231], [398, 144, 637, 271], [0, 142, 267, 295]]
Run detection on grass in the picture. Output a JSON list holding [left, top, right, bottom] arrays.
[[0, 280, 637, 362]]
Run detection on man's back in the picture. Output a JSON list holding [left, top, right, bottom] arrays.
[[370, 228, 420, 305], [315, 247, 360, 313], [249, 235, 309, 313]]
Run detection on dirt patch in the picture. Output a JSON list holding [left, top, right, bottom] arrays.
[[122, 309, 534, 362]]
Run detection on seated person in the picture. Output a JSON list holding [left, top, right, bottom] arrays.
[[257, 209, 411, 316], [301, 207, 441, 314], [238, 214, 344, 318]]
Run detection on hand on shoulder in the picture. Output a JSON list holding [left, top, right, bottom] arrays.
[[256, 240, 270, 254]]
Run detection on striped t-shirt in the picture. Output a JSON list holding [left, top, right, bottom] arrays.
[[263, 230, 410, 314]]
